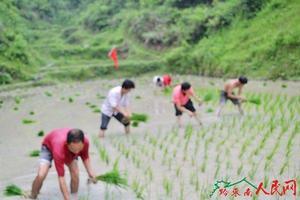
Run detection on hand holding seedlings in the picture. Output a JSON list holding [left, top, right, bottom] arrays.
[[87, 176, 98, 184]]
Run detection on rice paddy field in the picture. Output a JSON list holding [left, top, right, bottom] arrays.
[[0, 75, 299, 200]]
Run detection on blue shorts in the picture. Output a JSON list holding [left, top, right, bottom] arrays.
[[39, 145, 53, 166]]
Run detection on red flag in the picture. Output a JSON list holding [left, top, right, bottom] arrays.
[[108, 47, 118, 69]]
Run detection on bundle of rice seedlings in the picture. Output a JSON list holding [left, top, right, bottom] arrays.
[[162, 87, 172, 96], [130, 113, 148, 122], [22, 119, 36, 124], [93, 108, 101, 113], [89, 104, 97, 109], [203, 92, 214, 102], [37, 130, 44, 137], [44, 91, 52, 97], [96, 168, 127, 188], [30, 150, 40, 157], [248, 97, 261, 105], [206, 108, 214, 113], [14, 97, 21, 104], [132, 121, 139, 127], [3, 184, 23, 196]]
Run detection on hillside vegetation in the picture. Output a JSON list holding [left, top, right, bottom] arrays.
[[0, 0, 299, 84]]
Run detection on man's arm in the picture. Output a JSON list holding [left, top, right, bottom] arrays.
[[176, 102, 194, 116], [83, 158, 97, 182], [191, 94, 202, 105], [227, 87, 244, 100], [58, 176, 70, 200]]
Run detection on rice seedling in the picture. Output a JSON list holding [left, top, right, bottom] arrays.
[[206, 108, 214, 113], [209, 81, 215, 86], [29, 111, 35, 115], [162, 87, 172, 96], [132, 121, 139, 127], [3, 184, 23, 196], [135, 95, 142, 99], [68, 97, 74, 103], [130, 113, 148, 122], [131, 180, 145, 200], [14, 97, 21, 104], [176, 166, 181, 177], [93, 108, 101, 113], [37, 130, 44, 137], [281, 84, 287, 88], [163, 177, 173, 197], [203, 92, 214, 102], [247, 97, 261, 105], [237, 164, 243, 176], [13, 106, 19, 111], [44, 91, 52, 97], [96, 168, 127, 188], [179, 181, 184, 200], [22, 119, 36, 124], [29, 150, 40, 157]]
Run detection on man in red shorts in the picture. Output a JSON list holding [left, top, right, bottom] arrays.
[[26, 128, 97, 200]]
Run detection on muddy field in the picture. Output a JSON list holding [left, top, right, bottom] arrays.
[[0, 75, 299, 200]]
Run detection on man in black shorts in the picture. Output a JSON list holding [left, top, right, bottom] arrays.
[[216, 76, 248, 117], [99, 80, 135, 138], [172, 82, 203, 127]]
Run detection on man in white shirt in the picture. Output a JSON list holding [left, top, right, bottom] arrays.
[[99, 79, 135, 138]]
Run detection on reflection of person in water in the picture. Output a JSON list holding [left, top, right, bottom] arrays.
[[26, 128, 97, 200]]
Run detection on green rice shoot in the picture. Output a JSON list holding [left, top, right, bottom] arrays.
[[96, 167, 127, 188], [22, 119, 36, 124], [132, 121, 139, 127], [30, 150, 40, 157], [206, 108, 214, 113], [131, 113, 148, 122], [93, 108, 101, 113], [4, 184, 23, 196], [248, 97, 261, 105], [37, 130, 44, 137], [44, 91, 52, 97], [203, 92, 214, 102], [162, 87, 172, 96]]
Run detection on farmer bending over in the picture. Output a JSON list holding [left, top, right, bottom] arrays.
[[172, 82, 202, 127], [99, 79, 135, 138], [216, 76, 248, 117], [27, 128, 97, 200]]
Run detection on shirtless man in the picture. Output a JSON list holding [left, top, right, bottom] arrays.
[[216, 76, 248, 117]]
